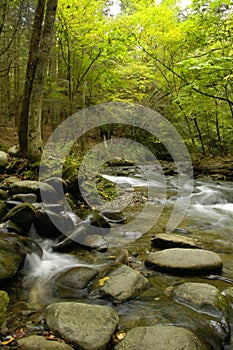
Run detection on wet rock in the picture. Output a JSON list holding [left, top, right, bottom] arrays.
[[87, 211, 111, 235], [89, 263, 149, 303], [102, 210, 126, 223], [53, 225, 87, 252], [2, 203, 36, 233], [17, 335, 73, 350], [151, 233, 203, 249], [17, 235, 43, 257], [172, 282, 227, 319], [46, 302, 119, 350], [0, 233, 26, 280], [0, 200, 8, 220], [0, 290, 9, 328], [83, 234, 108, 251], [0, 151, 8, 167], [145, 248, 222, 275], [115, 249, 129, 265], [51, 266, 98, 298], [34, 208, 75, 239], [114, 325, 213, 350], [0, 220, 22, 235], [10, 193, 37, 203], [9, 180, 57, 202], [53, 225, 108, 252]]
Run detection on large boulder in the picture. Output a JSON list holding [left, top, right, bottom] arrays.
[[0, 233, 26, 280], [89, 263, 149, 303], [34, 208, 75, 239], [17, 335, 73, 350], [46, 302, 119, 350], [114, 325, 213, 350], [2, 203, 36, 233], [145, 248, 223, 275]]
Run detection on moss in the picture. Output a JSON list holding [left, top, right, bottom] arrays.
[[0, 290, 9, 327]]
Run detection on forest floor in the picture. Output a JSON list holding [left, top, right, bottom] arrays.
[[1, 121, 233, 181]]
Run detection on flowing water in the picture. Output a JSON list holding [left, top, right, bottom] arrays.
[[8, 165, 233, 349]]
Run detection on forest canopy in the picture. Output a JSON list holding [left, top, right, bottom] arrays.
[[0, 0, 232, 159]]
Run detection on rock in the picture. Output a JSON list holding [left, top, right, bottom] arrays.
[[83, 234, 108, 251], [0, 200, 8, 221], [87, 211, 111, 235], [89, 264, 149, 303], [53, 225, 108, 252], [0, 151, 8, 167], [145, 248, 223, 275], [34, 208, 75, 239], [10, 193, 37, 203], [114, 325, 213, 350], [0, 233, 26, 280], [9, 180, 57, 202], [115, 249, 129, 265], [102, 210, 126, 223], [172, 282, 227, 319], [0, 220, 22, 235], [0, 290, 9, 328], [44, 177, 68, 200], [17, 335, 73, 350], [8, 145, 19, 156], [0, 189, 8, 200], [50, 266, 98, 298], [2, 203, 36, 233], [46, 302, 119, 350], [151, 233, 203, 249]]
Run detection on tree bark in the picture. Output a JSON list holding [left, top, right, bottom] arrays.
[[18, 0, 46, 155], [27, 0, 58, 162]]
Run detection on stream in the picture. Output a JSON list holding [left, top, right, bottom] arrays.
[[5, 165, 233, 349]]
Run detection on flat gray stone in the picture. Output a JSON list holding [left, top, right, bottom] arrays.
[[114, 325, 212, 350], [46, 302, 119, 350], [172, 282, 227, 318], [145, 248, 222, 274], [17, 335, 73, 350], [151, 233, 203, 249]]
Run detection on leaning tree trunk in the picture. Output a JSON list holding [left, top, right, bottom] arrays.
[[27, 0, 58, 162]]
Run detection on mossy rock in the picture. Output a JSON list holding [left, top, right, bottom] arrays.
[[0, 290, 9, 327]]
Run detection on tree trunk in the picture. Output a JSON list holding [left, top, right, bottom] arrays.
[[27, 0, 58, 162], [18, 0, 46, 155]]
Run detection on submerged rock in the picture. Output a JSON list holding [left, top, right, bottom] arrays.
[[17, 335, 73, 350], [89, 263, 149, 303], [114, 325, 213, 350], [46, 302, 119, 350], [145, 248, 223, 275], [172, 282, 227, 319]]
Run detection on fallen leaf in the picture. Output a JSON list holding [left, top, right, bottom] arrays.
[[98, 276, 110, 286], [1, 337, 15, 345]]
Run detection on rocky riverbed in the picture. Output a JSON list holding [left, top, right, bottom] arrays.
[[0, 150, 233, 349]]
